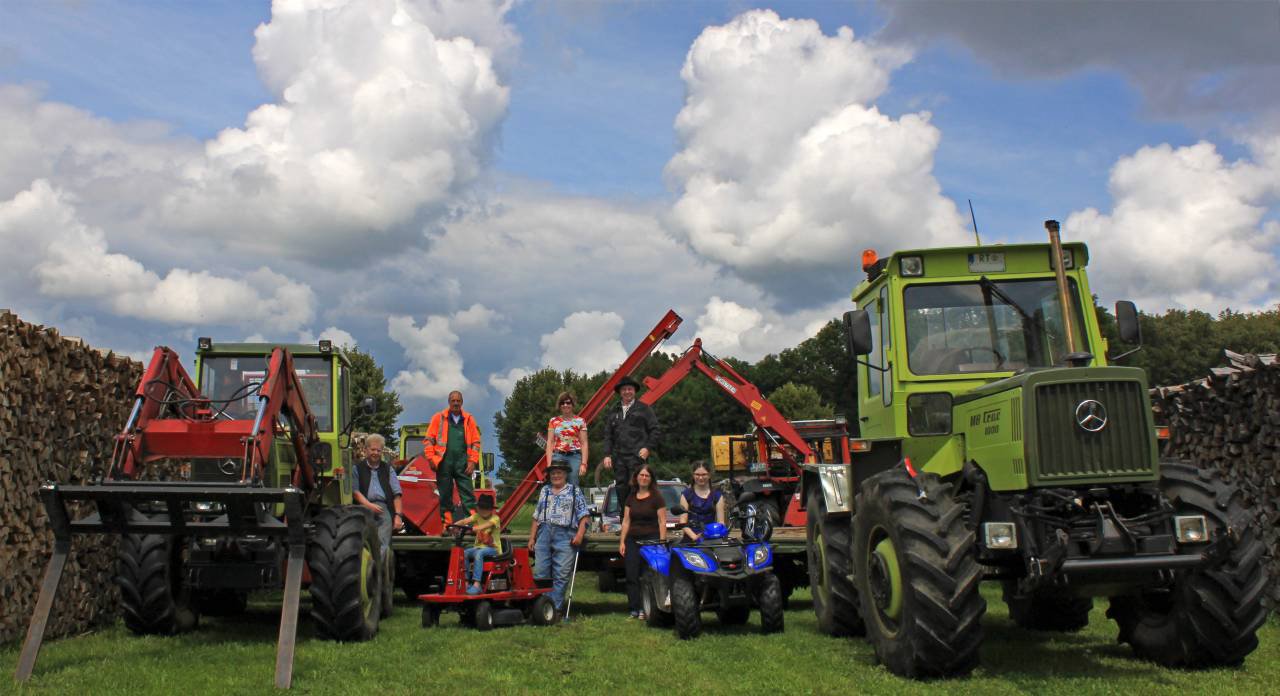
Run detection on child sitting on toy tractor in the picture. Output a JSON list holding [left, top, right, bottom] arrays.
[[454, 494, 502, 595]]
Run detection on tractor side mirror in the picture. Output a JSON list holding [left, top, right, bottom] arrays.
[[1115, 300, 1141, 344], [360, 397, 376, 416], [843, 310, 873, 356]]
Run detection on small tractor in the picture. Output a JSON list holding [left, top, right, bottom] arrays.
[[15, 339, 392, 689], [803, 221, 1267, 678]]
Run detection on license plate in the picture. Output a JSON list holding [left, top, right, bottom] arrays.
[[968, 252, 1005, 272]]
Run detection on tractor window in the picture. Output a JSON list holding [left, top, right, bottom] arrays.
[[866, 298, 882, 397], [880, 286, 892, 406], [200, 355, 334, 431], [904, 278, 1088, 375], [403, 436, 426, 460]]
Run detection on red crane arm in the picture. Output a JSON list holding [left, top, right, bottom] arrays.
[[497, 310, 683, 529], [641, 339, 814, 468]]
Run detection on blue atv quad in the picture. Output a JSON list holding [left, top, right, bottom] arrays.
[[638, 505, 784, 639]]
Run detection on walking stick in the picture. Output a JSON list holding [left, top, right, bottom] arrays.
[[563, 545, 582, 621]]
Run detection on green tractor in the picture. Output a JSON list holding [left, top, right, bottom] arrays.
[[803, 222, 1267, 678]]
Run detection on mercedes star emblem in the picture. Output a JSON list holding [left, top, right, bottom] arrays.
[[1075, 399, 1108, 432]]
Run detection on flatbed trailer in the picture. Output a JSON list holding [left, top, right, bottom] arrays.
[[392, 527, 808, 598]]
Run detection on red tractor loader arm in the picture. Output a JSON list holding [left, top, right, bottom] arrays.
[[17, 345, 327, 689]]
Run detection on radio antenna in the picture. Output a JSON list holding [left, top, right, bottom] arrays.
[[968, 199, 982, 246]]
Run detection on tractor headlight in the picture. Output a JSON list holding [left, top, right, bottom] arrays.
[[1174, 515, 1208, 544], [678, 549, 714, 572], [899, 255, 925, 277], [746, 543, 772, 570], [983, 522, 1018, 550]]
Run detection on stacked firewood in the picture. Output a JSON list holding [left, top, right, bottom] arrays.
[[0, 310, 143, 643], [1151, 350, 1280, 611]]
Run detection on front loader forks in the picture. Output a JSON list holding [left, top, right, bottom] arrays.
[[14, 482, 310, 689]]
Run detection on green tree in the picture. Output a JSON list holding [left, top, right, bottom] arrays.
[[752, 319, 856, 420], [767, 382, 834, 421], [343, 346, 402, 446]]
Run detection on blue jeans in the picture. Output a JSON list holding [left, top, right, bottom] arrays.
[[372, 505, 392, 553], [465, 546, 498, 583], [551, 451, 583, 488], [533, 524, 578, 608]]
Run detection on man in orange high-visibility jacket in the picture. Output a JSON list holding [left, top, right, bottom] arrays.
[[425, 390, 482, 524]]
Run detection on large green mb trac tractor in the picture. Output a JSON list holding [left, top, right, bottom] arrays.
[[802, 221, 1267, 678]]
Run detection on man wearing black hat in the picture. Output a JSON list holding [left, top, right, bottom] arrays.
[[601, 375, 660, 509]]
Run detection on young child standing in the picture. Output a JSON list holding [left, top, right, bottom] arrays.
[[455, 493, 503, 595]]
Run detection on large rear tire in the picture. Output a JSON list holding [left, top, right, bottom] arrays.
[[757, 573, 785, 634], [1003, 582, 1091, 632], [116, 534, 198, 635], [806, 486, 864, 636], [671, 574, 702, 640], [1108, 461, 1268, 667], [308, 506, 382, 641], [854, 469, 985, 679]]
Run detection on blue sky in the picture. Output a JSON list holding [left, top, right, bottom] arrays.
[[1, 1, 1277, 434]]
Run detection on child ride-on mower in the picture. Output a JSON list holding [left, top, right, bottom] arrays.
[[638, 504, 784, 639], [419, 524, 558, 630]]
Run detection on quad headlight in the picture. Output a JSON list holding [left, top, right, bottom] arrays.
[[677, 549, 714, 572], [746, 543, 772, 570], [1174, 515, 1208, 543], [983, 522, 1018, 550]]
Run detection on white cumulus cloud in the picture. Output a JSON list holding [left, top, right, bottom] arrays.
[[685, 296, 845, 362], [667, 9, 967, 303], [388, 303, 499, 400], [159, 0, 512, 261], [539, 310, 627, 375], [0, 180, 315, 330], [1067, 139, 1280, 313]]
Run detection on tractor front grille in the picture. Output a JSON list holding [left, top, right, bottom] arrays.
[[1032, 380, 1154, 484]]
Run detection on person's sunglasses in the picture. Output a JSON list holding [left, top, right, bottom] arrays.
[[560, 400, 573, 406]]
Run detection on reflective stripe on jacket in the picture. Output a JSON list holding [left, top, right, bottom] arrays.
[[424, 408, 482, 468]]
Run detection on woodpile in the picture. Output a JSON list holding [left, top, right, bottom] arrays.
[[1151, 350, 1280, 611], [0, 310, 143, 643]]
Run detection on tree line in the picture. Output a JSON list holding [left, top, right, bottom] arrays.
[[490, 304, 1280, 482]]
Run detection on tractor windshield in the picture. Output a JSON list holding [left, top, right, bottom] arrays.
[[200, 355, 334, 431], [903, 278, 1088, 375], [402, 436, 426, 460]]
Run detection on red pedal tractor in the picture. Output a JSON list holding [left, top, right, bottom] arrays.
[[420, 525, 557, 630]]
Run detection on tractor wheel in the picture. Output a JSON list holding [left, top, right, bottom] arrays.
[[116, 534, 198, 635], [421, 604, 441, 628], [1003, 582, 1092, 632], [854, 469, 985, 678], [716, 605, 751, 625], [194, 589, 249, 617], [380, 548, 395, 619], [308, 506, 382, 641], [806, 486, 864, 636], [530, 595, 558, 626], [757, 573, 785, 634], [671, 574, 702, 640], [642, 573, 674, 628], [597, 569, 618, 593], [1107, 461, 1267, 667], [475, 601, 496, 631]]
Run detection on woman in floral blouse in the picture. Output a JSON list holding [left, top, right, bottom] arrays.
[[545, 391, 588, 487]]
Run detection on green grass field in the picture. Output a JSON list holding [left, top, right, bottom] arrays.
[[4, 583, 1276, 695]]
